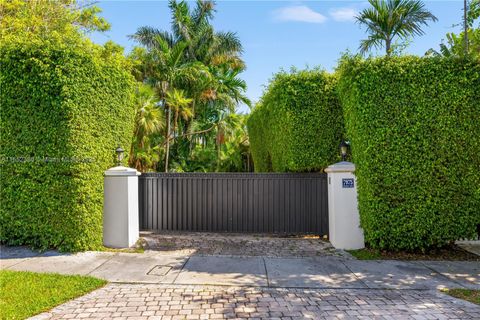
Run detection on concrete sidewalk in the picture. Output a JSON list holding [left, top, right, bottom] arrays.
[[1, 246, 478, 290]]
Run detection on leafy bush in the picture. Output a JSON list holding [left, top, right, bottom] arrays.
[[338, 56, 480, 251], [0, 39, 136, 251], [247, 70, 344, 172]]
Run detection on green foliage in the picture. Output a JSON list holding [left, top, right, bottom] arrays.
[[170, 113, 252, 172], [0, 39, 136, 251], [216, 114, 252, 172], [347, 249, 382, 260], [0, 0, 110, 43], [247, 104, 273, 172], [0, 270, 106, 319], [248, 70, 344, 172], [337, 55, 480, 251], [444, 289, 480, 306]]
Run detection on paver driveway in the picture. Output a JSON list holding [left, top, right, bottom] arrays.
[[32, 283, 480, 320], [2, 234, 479, 319], [142, 232, 343, 257]]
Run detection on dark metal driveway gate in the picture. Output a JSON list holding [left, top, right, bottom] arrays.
[[139, 173, 328, 235]]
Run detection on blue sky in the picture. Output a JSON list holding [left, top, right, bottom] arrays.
[[90, 1, 465, 113]]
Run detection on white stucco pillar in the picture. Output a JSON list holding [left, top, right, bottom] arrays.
[[325, 161, 365, 250], [103, 166, 141, 248]]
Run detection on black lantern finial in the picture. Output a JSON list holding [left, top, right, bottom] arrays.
[[115, 145, 124, 166], [339, 140, 349, 161]]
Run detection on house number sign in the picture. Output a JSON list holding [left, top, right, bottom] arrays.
[[342, 178, 354, 188]]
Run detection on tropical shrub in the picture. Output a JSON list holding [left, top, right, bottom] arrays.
[[337, 55, 480, 251], [0, 38, 136, 251], [247, 70, 344, 172]]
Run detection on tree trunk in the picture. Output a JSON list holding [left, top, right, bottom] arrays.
[[164, 106, 171, 173], [173, 110, 179, 138], [385, 38, 391, 56]]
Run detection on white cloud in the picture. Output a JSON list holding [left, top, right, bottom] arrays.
[[273, 5, 327, 24], [329, 7, 357, 22]]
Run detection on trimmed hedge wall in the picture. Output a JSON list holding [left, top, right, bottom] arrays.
[[338, 56, 480, 251], [0, 40, 136, 251], [247, 70, 344, 172]]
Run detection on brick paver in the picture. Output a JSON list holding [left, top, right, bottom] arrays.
[[32, 283, 480, 319], [142, 232, 346, 257]]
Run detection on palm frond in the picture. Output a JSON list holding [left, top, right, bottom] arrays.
[[192, 0, 215, 25], [169, 0, 193, 42], [130, 26, 175, 49], [214, 31, 243, 54], [359, 34, 385, 55]]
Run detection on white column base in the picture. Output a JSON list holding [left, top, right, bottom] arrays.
[[325, 162, 365, 250], [103, 166, 140, 248]]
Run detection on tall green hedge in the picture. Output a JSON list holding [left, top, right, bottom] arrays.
[[338, 56, 480, 251], [247, 70, 344, 172], [0, 40, 136, 251]]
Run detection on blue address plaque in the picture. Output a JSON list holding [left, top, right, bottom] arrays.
[[342, 178, 355, 188]]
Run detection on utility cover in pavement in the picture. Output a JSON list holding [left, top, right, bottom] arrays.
[[148, 265, 172, 276]]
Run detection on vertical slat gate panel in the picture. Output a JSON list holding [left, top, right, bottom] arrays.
[[293, 179, 298, 233], [208, 178, 213, 231], [138, 177, 144, 229], [180, 178, 185, 230], [283, 179, 289, 233], [172, 178, 178, 230], [152, 178, 157, 231], [188, 179, 193, 231], [188, 178, 191, 230], [288, 179, 293, 233], [258, 178, 263, 233], [249, 178, 255, 232], [322, 175, 329, 236], [300, 179, 306, 232], [217, 179, 222, 231], [162, 178, 167, 230], [138, 173, 328, 235], [314, 179, 319, 233], [230, 178, 236, 232], [268, 179, 273, 232], [167, 178, 172, 230], [156, 179, 164, 230], [309, 179, 314, 233], [277, 178, 282, 232], [148, 178, 153, 230], [201, 178, 206, 231]]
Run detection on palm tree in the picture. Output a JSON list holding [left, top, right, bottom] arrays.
[[166, 88, 193, 141], [356, 0, 438, 55], [130, 0, 249, 172], [129, 34, 208, 172], [133, 1, 244, 70], [215, 114, 252, 172], [129, 85, 164, 172]]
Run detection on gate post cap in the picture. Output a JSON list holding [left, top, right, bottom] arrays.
[[325, 161, 355, 173], [104, 166, 141, 176]]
